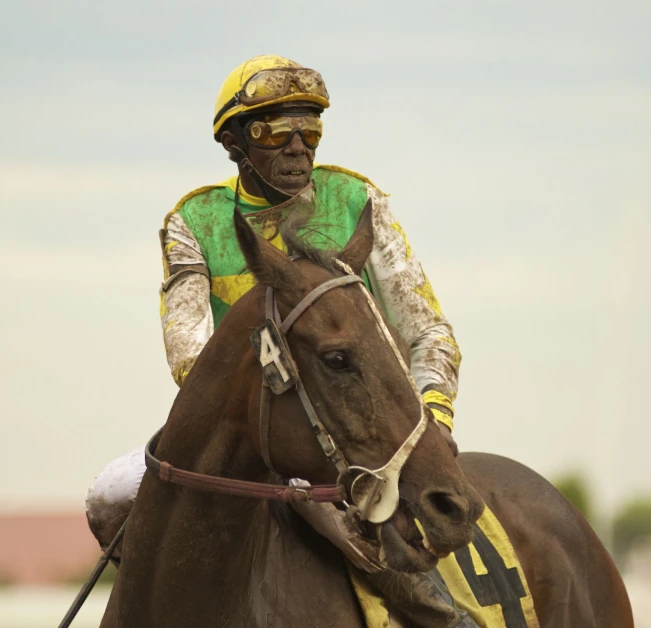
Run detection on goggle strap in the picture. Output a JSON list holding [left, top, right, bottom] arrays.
[[213, 95, 238, 130]]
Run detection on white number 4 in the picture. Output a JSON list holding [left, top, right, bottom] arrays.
[[259, 328, 290, 382]]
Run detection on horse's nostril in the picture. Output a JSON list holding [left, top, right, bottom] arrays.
[[429, 492, 455, 515], [427, 491, 468, 521]]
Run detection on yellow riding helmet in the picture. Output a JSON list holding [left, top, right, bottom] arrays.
[[213, 55, 330, 140]]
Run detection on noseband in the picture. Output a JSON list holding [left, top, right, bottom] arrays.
[[145, 260, 429, 523]]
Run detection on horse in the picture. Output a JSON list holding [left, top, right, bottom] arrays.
[[99, 206, 633, 627]]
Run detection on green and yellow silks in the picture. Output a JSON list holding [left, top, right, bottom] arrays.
[[167, 166, 375, 329]]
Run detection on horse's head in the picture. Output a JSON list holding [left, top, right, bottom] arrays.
[[234, 205, 484, 572]]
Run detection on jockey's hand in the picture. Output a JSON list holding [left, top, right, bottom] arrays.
[[289, 479, 387, 574], [437, 422, 459, 457]]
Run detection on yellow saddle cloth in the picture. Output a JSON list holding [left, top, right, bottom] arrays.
[[350, 507, 540, 628]]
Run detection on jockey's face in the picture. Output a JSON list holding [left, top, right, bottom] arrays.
[[220, 113, 317, 199], [248, 129, 315, 197]]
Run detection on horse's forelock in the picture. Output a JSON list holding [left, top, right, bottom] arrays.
[[280, 211, 342, 275]]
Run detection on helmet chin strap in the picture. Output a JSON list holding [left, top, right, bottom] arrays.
[[229, 145, 293, 206]]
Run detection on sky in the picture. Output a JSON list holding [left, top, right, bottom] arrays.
[[1, 0, 650, 522]]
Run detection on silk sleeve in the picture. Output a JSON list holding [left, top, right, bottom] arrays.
[[363, 184, 461, 431], [159, 211, 214, 386]]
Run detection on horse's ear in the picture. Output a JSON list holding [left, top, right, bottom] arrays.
[[233, 209, 296, 290], [338, 198, 374, 275]]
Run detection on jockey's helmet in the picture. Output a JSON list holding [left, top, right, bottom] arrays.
[[213, 55, 330, 141]]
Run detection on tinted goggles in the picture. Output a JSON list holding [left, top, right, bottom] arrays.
[[238, 68, 329, 106], [246, 115, 323, 150]]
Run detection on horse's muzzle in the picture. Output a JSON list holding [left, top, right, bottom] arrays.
[[418, 484, 485, 556]]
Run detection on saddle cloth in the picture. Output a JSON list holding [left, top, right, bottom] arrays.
[[350, 506, 540, 628]]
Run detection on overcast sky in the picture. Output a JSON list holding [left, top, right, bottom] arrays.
[[1, 0, 650, 520]]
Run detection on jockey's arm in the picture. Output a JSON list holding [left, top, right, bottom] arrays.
[[159, 211, 213, 386], [363, 185, 460, 432]]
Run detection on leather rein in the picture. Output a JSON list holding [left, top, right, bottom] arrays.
[[145, 428, 345, 503], [145, 260, 429, 520]]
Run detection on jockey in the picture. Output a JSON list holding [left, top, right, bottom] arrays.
[[86, 55, 461, 550]]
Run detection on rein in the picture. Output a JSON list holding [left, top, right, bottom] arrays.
[[144, 429, 346, 503]]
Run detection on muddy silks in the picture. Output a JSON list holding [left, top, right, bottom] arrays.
[[166, 166, 376, 329]]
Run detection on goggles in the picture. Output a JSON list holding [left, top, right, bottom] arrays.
[[238, 68, 329, 107], [245, 115, 323, 150], [214, 68, 329, 130]]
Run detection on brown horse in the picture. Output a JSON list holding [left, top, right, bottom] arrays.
[[99, 208, 633, 627]]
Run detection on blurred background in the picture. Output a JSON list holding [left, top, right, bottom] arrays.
[[1, 0, 650, 625]]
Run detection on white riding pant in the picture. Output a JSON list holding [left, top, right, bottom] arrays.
[[85, 445, 146, 535]]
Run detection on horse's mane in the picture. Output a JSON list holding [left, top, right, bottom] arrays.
[[280, 210, 342, 273]]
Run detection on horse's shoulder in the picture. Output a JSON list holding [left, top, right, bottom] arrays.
[[458, 452, 593, 559], [459, 452, 562, 506]]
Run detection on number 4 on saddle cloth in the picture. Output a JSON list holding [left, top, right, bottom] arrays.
[[351, 507, 540, 628]]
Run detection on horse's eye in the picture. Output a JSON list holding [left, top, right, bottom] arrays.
[[322, 351, 349, 370]]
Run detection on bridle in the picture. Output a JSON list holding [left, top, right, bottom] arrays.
[[145, 260, 429, 524]]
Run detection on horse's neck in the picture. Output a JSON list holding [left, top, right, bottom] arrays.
[[141, 309, 276, 580], [246, 502, 366, 627], [156, 304, 267, 480], [131, 465, 362, 626], [127, 312, 365, 626]]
